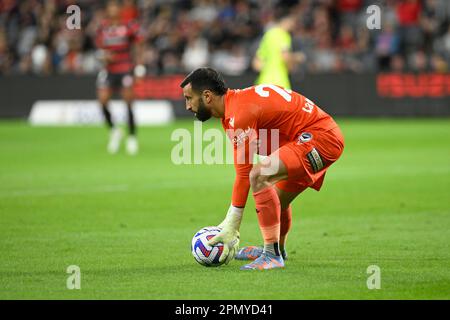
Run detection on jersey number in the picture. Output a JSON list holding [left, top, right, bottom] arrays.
[[255, 84, 315, 113], [255, 84, 292, 102], [303, 98, 315, 113]]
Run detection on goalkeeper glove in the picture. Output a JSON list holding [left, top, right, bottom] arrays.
[[207, 205, 243, 264]]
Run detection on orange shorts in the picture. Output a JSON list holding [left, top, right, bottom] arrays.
[[274, 126, 345, 193]]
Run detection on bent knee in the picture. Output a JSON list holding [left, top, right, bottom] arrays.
[[249, 166, 270, 190]]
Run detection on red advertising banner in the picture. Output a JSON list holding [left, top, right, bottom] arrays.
[[377, 73, 450, 98], [133, 75, 185, 100]]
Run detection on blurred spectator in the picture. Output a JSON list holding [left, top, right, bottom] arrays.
[[31, 43, 51, 74], [408, 50, 428, 72], [396, 0, 424, 54], [391, 54, 406, 72], [311, 32, 338, 72], [0, 0, 448, 76], [443, 26, 450, 59], [375, 22, 400, 71], [0, 28, 13, 73], [336, 24, 357, 53], [336, 0, 363, 31], [182, 35, 209, 71], [59, 35, 84, 74], [189, 0, 218, 23], [212, 42, 249, 75], [430, 53, 448, 72]]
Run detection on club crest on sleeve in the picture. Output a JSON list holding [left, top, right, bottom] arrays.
[[298, 132, 313, 144]]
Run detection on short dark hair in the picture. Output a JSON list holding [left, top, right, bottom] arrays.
[[274, 6, 294, 22], [180, 68, 228, 96]]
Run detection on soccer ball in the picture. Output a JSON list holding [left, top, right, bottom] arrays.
[[191, 226, 226, 267]]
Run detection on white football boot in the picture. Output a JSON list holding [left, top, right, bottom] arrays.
[[107, 127, 123, 154], [126, 135, 139, 155]]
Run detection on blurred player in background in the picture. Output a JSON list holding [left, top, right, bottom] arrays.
[[180, 68, 344, 270], [95, 0, 144, 155], [252, 8, 306, 89]]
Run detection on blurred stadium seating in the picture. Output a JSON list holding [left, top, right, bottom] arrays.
[[0, 0, 449, 76], [0, 0, 449, 120]]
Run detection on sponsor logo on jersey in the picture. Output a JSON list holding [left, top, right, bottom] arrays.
[[229, 117, 235, 128], [232, 127, 253, 146]]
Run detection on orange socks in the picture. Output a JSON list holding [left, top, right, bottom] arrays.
[[280, 205, 292, 250], [253, 188, 294, 257], [253, 187, 281, 254]]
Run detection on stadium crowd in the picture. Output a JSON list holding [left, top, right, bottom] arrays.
[[0, 0, 449, 76]]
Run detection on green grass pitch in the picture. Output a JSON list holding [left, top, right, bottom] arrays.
[[0, 118, 449, 299]]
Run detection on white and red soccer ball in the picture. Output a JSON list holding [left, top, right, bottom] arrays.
[[191, 226, 226, 267]]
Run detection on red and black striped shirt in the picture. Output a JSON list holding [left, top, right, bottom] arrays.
[[95, 19, 143, 74]]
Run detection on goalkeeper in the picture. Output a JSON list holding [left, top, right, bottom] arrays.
[[180, 68, 344, 270]]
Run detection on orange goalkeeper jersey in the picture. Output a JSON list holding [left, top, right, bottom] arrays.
[[221, 85, 338, 207]]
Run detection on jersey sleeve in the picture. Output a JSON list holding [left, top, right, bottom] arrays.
[[128, 20, 144, 44], [228, 106, 260, 207]]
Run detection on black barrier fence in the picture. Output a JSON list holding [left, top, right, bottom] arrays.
[[0, 73, 449, 118]]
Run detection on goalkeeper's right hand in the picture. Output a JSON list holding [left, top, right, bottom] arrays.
[[207, 205, 243, 265], [208, 228, 240, 265]]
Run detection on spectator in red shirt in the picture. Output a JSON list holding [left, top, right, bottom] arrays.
[[397, 0, 422, 26], [336, 0, 362, 31], [396, 0, 424, 54], [337, 0, 362, 13]]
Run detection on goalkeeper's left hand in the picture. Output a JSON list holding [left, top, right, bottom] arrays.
[[207, 205, 243, 265]]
